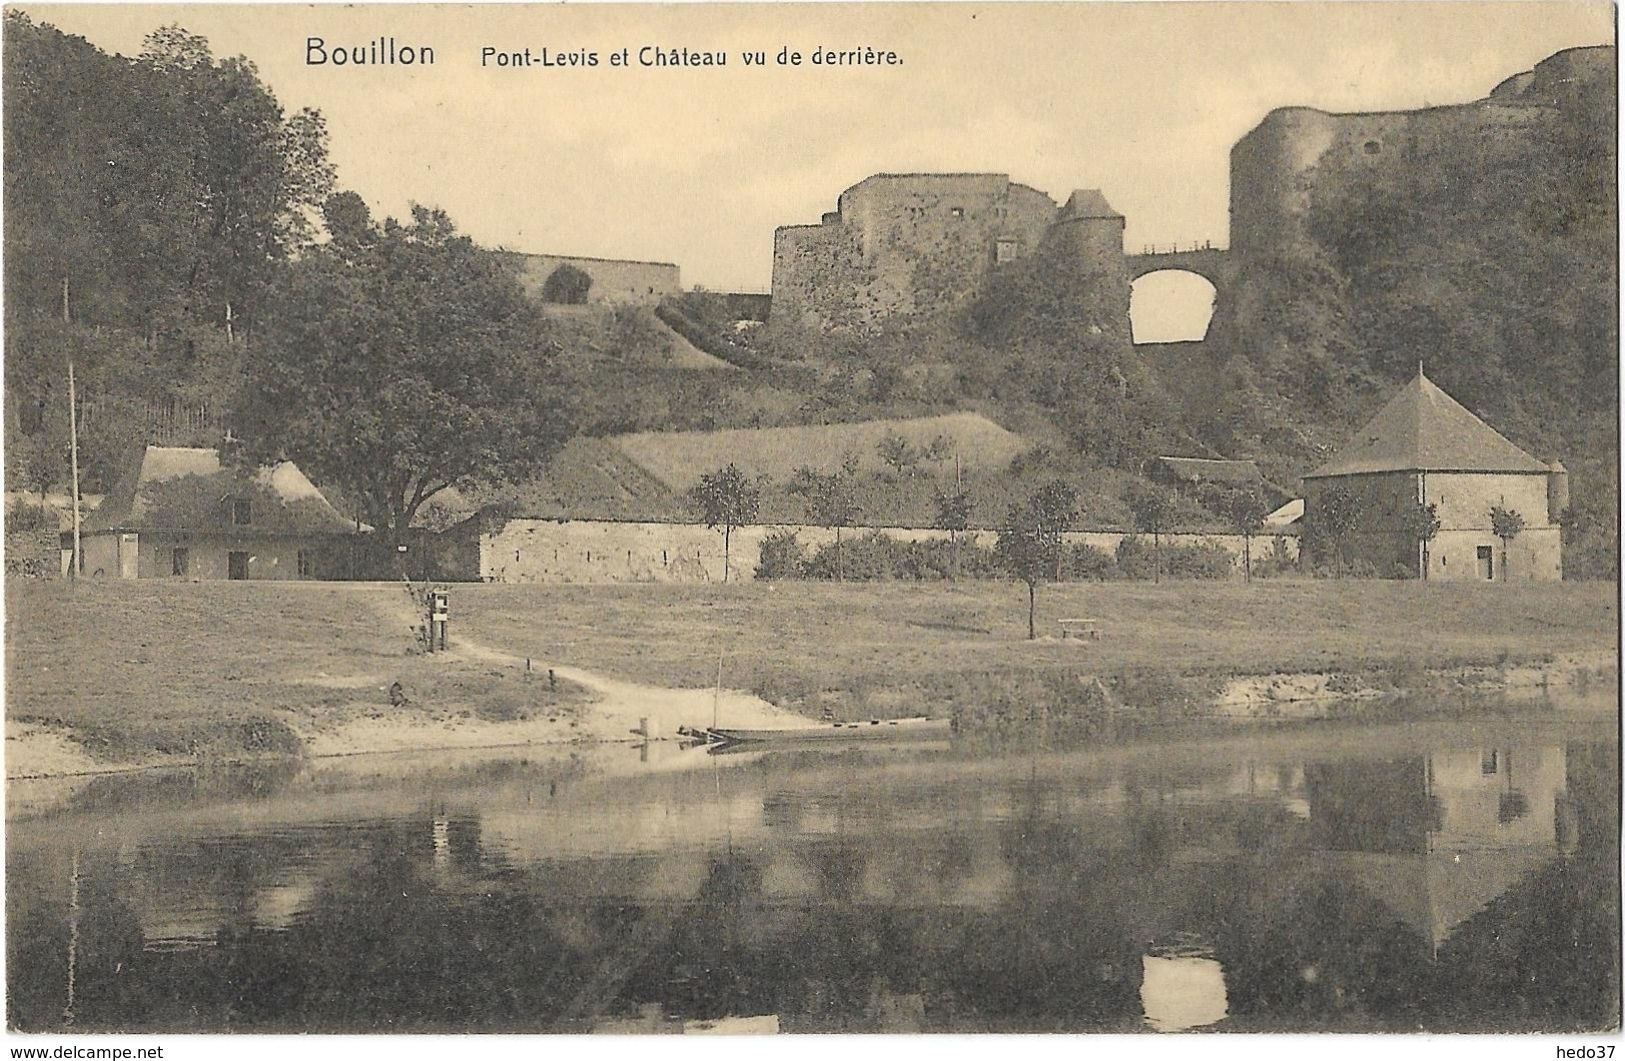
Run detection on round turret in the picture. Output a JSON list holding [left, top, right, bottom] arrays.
[[1546, 460, 1569, 522]]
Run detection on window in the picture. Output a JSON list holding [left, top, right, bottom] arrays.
[[996, 239, 1019, 263], [1481, 750, 1499, 775], [232, 499, 252, 526], [172, 548, 189, 576], [1363, 140, 1382, 155], [949, 206, 965, 219]]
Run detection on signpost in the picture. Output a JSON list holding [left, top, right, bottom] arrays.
[[428, 589, 449, 652]]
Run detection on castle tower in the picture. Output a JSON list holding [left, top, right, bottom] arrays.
[[1040, 189, 1132, 344]]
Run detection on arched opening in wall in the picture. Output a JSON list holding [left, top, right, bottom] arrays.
[[1130, 270, 1216, 344]]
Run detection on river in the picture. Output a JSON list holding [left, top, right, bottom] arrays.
[[6, 703, 1618, 1033]]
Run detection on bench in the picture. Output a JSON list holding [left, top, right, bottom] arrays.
[[1058, 618, 1100, 641]]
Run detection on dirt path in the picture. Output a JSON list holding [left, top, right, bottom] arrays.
[[302, 583, 817, 757]]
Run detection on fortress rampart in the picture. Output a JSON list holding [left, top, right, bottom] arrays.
[[506, 252, 681, 306], [1230, 44, 1613, 257]]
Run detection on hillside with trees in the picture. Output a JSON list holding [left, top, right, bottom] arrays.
[[4, 15, 1614, 576], [3, 13, 334, 493], [1200, 67, 1617, 572]]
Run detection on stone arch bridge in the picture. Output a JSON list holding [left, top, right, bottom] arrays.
[[1125, 244, 1232, 288]]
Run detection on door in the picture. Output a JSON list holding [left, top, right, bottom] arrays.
[[1476, 545, 1494, 581], [172, 547, 189, 577], [228, 551, 249, 580]]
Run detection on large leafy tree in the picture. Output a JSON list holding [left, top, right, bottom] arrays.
[[1303, 485, 1362, 574], [3, 16, 332, 340], [232, 201, 568, 540]]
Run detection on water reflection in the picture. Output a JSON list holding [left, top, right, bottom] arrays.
[[6, 720, 1618, 1033]]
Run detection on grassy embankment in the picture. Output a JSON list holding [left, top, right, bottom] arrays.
[[455, 579, 1618, 734], [8, 577, 1613, 768], [5, 580, 590, 766]]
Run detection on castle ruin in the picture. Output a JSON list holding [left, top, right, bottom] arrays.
[[770, 173, 1133, 333], [1229, 44, 1614, 256]]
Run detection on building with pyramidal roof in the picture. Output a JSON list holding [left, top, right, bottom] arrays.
[[1301, 370, 1566, 580]]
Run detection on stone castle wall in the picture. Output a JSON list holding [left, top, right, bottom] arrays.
[[507, 253, 680, 306], [771, 174, 1120, 332], [1230, 45, 1611, 258]]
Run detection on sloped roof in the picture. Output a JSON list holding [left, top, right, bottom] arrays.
[[1304, 371, 1550, 479], [1263, 498, 1304, 529], [1056, 189, 1123, 221], [1153, 456, 1262, 485], [85, 447, 357, 535]]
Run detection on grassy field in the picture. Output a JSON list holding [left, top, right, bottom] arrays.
[[454, 578, 1618, 694], [6, 577, 1616, 761], [5, 580, 588, 762], [612, 412, 1026, 490]]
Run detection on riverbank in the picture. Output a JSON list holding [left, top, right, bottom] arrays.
[[6, 579, 1617, 779]]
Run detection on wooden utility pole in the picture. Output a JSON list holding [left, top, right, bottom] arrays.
[[65, 276, 82, 580]]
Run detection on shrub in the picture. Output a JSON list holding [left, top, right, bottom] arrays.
[[654, 298, 766, 370], [541, 263, 592, 304], [6, 502, 55, 532], [803, 531, 903, 581], [1162, 541, 1235, 580], [1115, 535, 1156, 580], [1061, 542, 1116, 581], [755, 528, 808, 580], [1115, 535, 1234, 580]]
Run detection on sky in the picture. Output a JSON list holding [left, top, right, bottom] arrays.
[[17, 2, 1616, 306]]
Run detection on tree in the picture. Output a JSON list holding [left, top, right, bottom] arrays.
[[1489, 506, 1526, 582], [541, 263, 592, 305], [933, 483, 974, 582], [1560, 494, 1619, 581], [876, 431, 920, 482], [690, 463, 763, 583], [996, 487, 1070, 640], [1398, 498, 1441, 579], [790, 456, 862, 582], [1126, 483, 1175, 583], [4, 15, 333, 355], [1306, 485, 1361, 575], [1222, 485, 1271, 582], [232, 204, 568, 543], [1033, 479, 1080, 582]]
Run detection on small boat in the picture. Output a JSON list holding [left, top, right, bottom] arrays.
[[698, 716, 953, 745]]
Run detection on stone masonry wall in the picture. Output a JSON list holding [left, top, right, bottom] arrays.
[[1300, 470, 1561, 579], [771, 174, 1058, 332], [508, 253, 680, 306], [476, 517, 1298, 584], [1230, 95, 1560, 259]]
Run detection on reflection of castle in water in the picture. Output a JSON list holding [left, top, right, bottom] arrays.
[[44, 741, 1586, 952], [9, 733, 1609, 1031]]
